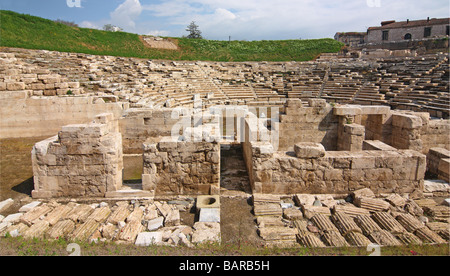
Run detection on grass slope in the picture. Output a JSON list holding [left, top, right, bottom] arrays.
[[0, 10, 344, 61]]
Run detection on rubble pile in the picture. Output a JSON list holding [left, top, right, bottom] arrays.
[[253, 187, 449, 248], [0, 198, 217, 247]]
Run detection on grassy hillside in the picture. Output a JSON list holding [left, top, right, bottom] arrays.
[[0, 10, 344, 61]]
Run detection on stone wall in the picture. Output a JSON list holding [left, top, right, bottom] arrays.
[[0, 92, 126, 138], [278, 99, 338, 151], [247, 141, 426, 195], [427, 147, 450, 182], [119, 108, 181, 154], [142, 136, 220, 196], [31, 113, 123, 198]]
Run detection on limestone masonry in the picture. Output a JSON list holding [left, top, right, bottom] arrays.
[[0, 47, 449, 249]]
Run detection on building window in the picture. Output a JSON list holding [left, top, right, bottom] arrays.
[[446, 26, 449, 36], [404, 33, 412, 40], [424, 27, 432, 38], [382, 31, 389, 41]]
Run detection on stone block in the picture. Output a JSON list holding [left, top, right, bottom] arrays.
[[196, 195, 220, 210], [0, 198, 14, 213], [135, 232, 162, 246], [147, 216, 164, 231], [19, 201, 41, 213], [294, 142, 325, 159], [6, 82, 26, 91], [199, 208, 220, 223], [308, 98, 327, 107], [286, 99, 303, 108], [192, 222, 221, 244], [2, 213, 23, 224], [158, 136, 178, 151], [344, 124, 365, 136], [392, 114, 422, 129], [333, 106, 362, 116]]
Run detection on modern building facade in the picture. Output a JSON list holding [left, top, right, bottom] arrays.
[[367, 17, 449, 43]]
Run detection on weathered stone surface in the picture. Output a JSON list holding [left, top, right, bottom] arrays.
[[70, 219, 100, 242], [23, 220, 50, 239], [385, 194, 407, 208], [165, 208, 181, 226], [302, 206, 331, 219], [2, 213, 23, 224], [395, 213, 425, 233], [118, 220, 143, 243], [20, 205, 53, 226], [331, 212, 362, 236], [3, 223, 29, 237], [107, 205, 131, 225], [353, 196, 391, 212], [414, 227, 446, 244], [191, 222, 221, 244], [294, 142, 325, 159], [46, 220, 75, 239], [371, 212, 406, 235], [147, 216, 164, 231], [354, 214, 383, 236], [297, 233, 326, 248], [0, 199, 15, 214], [345, 231, 372, 247], [321, 230, 350, 247], [351, 188, 375, 199], [126, 207, 144, 223], [283, 208, 303, 220], [199, 208, 220, 223], [44, 205, 73, 226], [135, 232, 162, 246], [311, 213, 338, 234], [258, 226, 297, 243], [19, 201, 41, 213], [64, 204, 94, 223], [88, 206, 111, 223], [368, 230, 402, 246]]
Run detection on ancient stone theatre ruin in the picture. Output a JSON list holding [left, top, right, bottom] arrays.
[[1, 47, 449, 248]]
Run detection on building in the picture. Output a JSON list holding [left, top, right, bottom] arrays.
[[334, 32, 367, 47], [367, 17, 450, 43]]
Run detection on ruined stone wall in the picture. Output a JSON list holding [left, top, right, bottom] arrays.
[[31, 113, 123, 198], [278, 99, 339, 151], [427, 147, 450, 182], [0, 92, 126, 138], [119, 108, 181, 154], [142, 136, 220, 196], [248, 141, 426, 195], [421, 119, 450, 154]]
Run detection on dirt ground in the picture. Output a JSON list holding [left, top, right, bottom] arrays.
[[0, 138, 261, 247]]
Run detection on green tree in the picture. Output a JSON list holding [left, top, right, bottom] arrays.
[[185, 21, 202, 39]]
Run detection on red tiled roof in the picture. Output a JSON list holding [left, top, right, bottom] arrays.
[[368, 18, 449, 31]]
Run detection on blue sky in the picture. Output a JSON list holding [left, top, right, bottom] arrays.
[[1, 0, 449, 40]]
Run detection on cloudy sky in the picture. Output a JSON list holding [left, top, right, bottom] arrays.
[[1, 0, 448, 40]]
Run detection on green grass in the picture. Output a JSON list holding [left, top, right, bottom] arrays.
[[1, 235, 448, 256], [0, 10, 344, 62]]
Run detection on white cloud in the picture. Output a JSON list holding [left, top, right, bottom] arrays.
[[110, 0, 143, 30], [78, 0, 450, 40], [79, 20, 100, 29]]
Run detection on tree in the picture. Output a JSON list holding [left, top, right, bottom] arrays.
[[185, 21, 202, 39], [55, 19, 79, 27], [103, 24, 122, 32]]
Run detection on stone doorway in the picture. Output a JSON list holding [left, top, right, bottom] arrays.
[[220, 143, 252, 196]]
